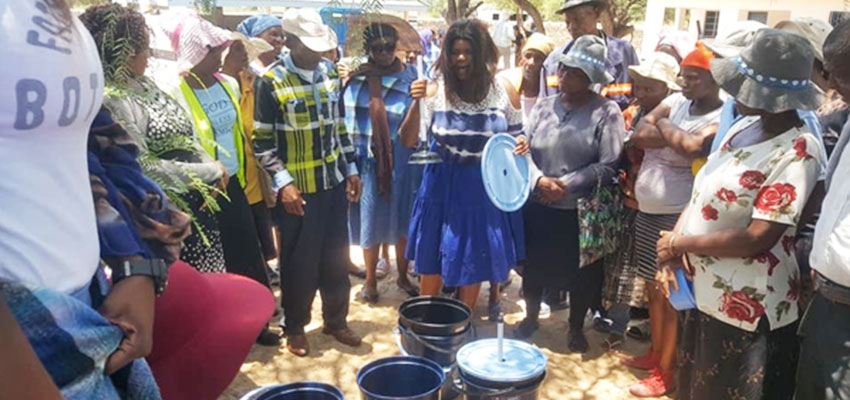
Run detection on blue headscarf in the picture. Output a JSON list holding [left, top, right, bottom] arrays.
[[237, 14, 282, 37], [419, 29, 433, 54]]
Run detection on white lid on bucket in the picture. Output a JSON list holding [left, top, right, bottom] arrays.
[[456, 339, 547, 384]]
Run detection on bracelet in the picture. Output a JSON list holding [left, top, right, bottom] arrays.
[[669, 233, 679, 256]]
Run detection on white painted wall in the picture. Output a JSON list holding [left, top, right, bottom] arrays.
[[642, 0, 849, 56]]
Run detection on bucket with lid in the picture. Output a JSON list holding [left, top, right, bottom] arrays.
[[453, 317, 547, 400], [239, 382, 344, 400], [357, 356, 445, 400], [668, 268, 696, 311]]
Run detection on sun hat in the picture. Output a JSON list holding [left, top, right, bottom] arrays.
[[236, 14, 282, 38], [703, 20, 767, 58], [160, 11, 232, 67], [556, 0, 605, 14], [281, 8, 337, 53], [522, 33, 556, 57], [710, 29, 823, 113], [628, 51, 681, 90], [681, 42, 714, 72], [228, 32, 274, 64], [146, 261, 275, 400], [345, 13, 423, 55], [775, 17, 833, 62], [556, 34, 614, 85], [655, 28, 696, 61]]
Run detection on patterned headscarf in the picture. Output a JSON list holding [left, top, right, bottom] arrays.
[[237, 14, 282, 38]]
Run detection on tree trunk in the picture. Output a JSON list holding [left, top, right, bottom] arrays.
[[511, 0, 545, 34], [600, 9, 615, 37], [446, 0, 459, 23]]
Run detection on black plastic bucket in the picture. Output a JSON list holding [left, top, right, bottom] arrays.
[[398, 322, 472, 367], [239, 382, 344, 400], [456, 370, 546, 400], [398, 296, 471, 336], [357, 356, 445, 400]]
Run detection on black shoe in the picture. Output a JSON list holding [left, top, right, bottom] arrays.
[[442, 285, 457, 295], [267, 267, 281, 287], [256, 328, 281, 346], [543, 289, 569, 311], [513, 318, 539, 339], [568, 328, 589, 353]]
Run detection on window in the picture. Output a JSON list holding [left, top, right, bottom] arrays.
[[492, 14, 500, 21], [830, 11, 850, 26], [663, 7, 676, 26], [703, 10, 720, 38], [679, 9, 691, 30], [747, 11, 768, 24]]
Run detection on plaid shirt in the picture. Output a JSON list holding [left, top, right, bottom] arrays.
[[253, 54, 357, 195]]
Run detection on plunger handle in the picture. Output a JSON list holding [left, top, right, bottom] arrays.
[[497, 312, 505, 362]]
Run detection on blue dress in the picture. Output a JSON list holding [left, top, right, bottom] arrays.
[[343, 64, 423, 249], [406, 80, 526, 286]]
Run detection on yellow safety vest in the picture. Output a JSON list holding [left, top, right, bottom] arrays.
[[179, 74, 247, 188]]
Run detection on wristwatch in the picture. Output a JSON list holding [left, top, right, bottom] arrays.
[[113, 259, 170, 296]]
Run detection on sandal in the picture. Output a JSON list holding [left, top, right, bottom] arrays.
[[396, 279, 420, 297], [602, 333, 624, 350], [375, 258, 389, 280], [626, 319, 651, 341], [359, 287, 379, 303]]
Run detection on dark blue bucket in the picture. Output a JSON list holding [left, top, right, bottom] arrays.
[[239, 382, 344, 400], [357, 356, 445, 400]]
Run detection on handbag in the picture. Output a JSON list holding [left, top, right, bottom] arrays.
[[577, 174, 625, 267]]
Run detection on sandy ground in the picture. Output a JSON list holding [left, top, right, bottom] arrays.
[[220, 247, 671, 400]]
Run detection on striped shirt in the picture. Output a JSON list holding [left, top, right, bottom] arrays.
[[253, 54, 357, 194], [425, 79, 524, 163]]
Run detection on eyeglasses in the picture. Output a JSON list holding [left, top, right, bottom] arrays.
[[369, 42, 397, 54]]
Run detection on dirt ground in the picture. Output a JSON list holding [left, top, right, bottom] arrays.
[[220, 247, 671, 400]]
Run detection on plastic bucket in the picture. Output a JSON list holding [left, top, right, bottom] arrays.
[[398, 296, 471, 336], [239, 382, 344, 400], [455, 339, 547, 400], [396, 330, 462, 400], [456, 371, 546, 400], [398, 322, 472, 367], [357, 356, 445, 400], [668, 268, 696, 311]]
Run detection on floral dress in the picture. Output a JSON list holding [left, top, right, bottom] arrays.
[[676, 116, 822, 400]]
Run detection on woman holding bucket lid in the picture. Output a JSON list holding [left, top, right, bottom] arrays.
[[655, 30, 824, 399], [402, 19, 527, 311], [514, 35, 625, 353], [343, 21, 422, 303]]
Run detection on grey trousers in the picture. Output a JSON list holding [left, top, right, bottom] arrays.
[[795, 291, 850, 400], [277, 184, 351, 336]]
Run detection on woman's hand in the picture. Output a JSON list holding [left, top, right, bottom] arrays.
[[655, 263, 678, 298], [535, 177, 566, 205], [100, 273, 155, 375], [656, 230, 680, 264], [514, 136, 530, 156], [410, 79, 428, 100]]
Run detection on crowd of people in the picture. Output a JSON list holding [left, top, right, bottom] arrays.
[[3, 0, 850, 399]]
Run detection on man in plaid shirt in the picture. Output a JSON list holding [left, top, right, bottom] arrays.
[[253, 9, 363, 357]]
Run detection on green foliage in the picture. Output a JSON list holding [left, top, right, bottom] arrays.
[[97, 10, 136, 85], [194, 0, 218, 13], [74, 0, 110, 7]]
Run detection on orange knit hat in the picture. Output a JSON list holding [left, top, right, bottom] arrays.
[[680, 42, 714, 71]]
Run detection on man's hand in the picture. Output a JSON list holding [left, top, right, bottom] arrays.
[[535, 177, 566, 205], [410, 79, 428, 100], [346, 175, 362, 203], [279, 184, 306, 216], [100, 275, 155, 375]]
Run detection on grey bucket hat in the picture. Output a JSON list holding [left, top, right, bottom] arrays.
[[710, 29, 823, 113], [556, 0, 605, 14], [556, 35, 614, 86], [703, 20, 767, 58]]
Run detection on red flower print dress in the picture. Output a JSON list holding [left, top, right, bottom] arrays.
[[681, 116, 822, 332]]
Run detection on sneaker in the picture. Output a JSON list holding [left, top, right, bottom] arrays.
[[629, 368, 675, 397], [567, 329, 589, 353], [376, 258, 389, 280], [544, 289, 569, 311], [622, 350, 659, 371], [539, 302, 551, 319]]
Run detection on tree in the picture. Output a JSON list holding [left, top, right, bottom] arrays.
[[444, 0, 486, 23], [486, 0, 547, 34], [603, 0, 646, 38]]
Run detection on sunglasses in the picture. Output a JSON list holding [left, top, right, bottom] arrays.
[[369, 42, 397, 54]]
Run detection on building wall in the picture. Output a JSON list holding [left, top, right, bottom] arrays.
[[642, 0, 849, 56]]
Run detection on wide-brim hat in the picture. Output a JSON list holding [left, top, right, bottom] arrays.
[[775, 17, 833, 62], [710, 29, 823, 113], [556, 0, 606, 14], [703, 20, 766, 58], [345, 13, 423, 55], [628, 51, 681, 91], [160, 11, 233, 67], [556, 34, 614, 86], [146, 261, 275, 400], [230, 32, 274, 63], [281, 8, 337, 53]]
